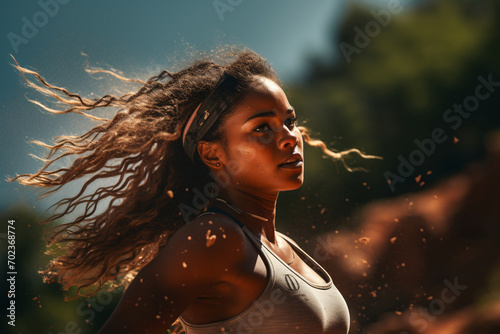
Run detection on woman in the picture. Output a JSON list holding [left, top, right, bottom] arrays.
[[11, 49, 377, 333]]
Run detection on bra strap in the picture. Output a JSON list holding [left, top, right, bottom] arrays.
[[205, 206, 245, 228]]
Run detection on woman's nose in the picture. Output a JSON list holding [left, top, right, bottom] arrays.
[[279, 126, 299, 149]]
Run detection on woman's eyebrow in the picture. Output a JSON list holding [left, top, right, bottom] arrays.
[[244, 108, 295, 124]]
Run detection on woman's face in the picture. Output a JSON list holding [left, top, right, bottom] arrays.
[[218, 75, 304, 193]]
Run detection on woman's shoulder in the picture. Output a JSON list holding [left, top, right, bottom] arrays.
[[158, 211, 249, 268]]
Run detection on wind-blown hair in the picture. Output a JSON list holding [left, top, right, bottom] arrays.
[[9, 49, 380, 298]]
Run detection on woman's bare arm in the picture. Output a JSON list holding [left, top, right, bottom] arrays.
[[97, 213, 247, 333]]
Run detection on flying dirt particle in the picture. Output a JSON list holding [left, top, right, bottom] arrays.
[[345, 198, 349, 202], [182, 262, 187, 269], [401, 263, 406, 267], [419, 181, 425, 187], [427, 296, 433, 300], [206, 230, 217, 247], [312, 225, 316, 229], [187, 236, 192, 241], [395, 311, 402, 315], [156, 315, 161, 319], [222, 234, 226, 239], [167, 190, 174, 198], [390, 237, 397, 244], [361, 259, 368, 264], [359, 237, 370, 245], [370, 291, 377, 298], [434, 195, 438, 199], [422, 238, 427, 243], [208, 220, 213, 225], [320, 208, 326, 214], [409, 202, 414, 207], [453, 137, 459, 144], [415, 174, 422, 183], [140, 278, 143, 283], [427, 170, 432, 175], [394, 218, 399, 223], [164, 296, 168, 300], [301, 196, 306, 200]]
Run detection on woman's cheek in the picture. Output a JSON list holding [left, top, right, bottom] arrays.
[[234, 142, 262, 162]]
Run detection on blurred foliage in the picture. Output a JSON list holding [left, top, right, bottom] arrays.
[[279, 0, 500, 238], [1, 206, 121, 334]]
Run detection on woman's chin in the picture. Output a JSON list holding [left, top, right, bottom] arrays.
[[281, 177, 304, 191]]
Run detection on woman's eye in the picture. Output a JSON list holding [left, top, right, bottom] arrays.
[[254, 124, 271, 132], [254, 117, 297, 133], [286, 117, 297, 128]]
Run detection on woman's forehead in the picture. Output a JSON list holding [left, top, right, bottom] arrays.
[[230, 77, 291, 120]]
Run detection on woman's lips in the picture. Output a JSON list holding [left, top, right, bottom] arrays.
[[279, 160, 303, 169]]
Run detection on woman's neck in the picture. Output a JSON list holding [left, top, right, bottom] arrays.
[[214, 188, 279, 244]]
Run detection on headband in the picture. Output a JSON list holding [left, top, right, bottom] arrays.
[[182, 73, 239, 162]]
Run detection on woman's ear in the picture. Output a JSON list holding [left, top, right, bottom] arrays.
[[197, 140, 224, 169]]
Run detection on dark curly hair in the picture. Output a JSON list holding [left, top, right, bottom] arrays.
[[9, 48, 380, 298]]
